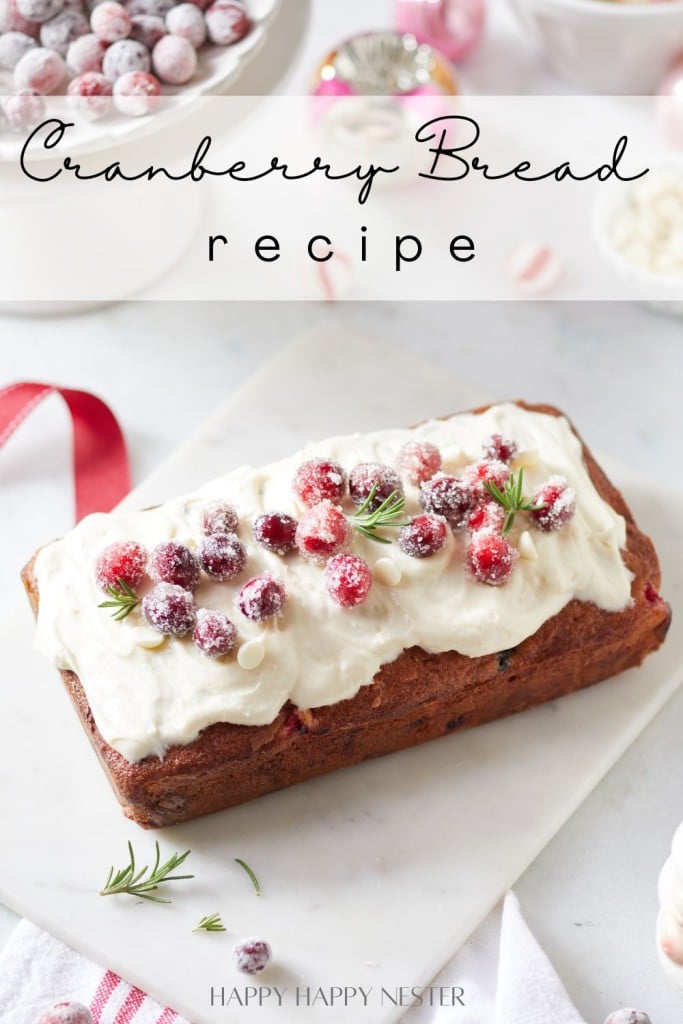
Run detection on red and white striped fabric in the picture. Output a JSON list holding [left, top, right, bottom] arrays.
[[0, 920, 190, 1024]]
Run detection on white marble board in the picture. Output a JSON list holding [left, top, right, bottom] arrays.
[[0, 330, 681, 1024]]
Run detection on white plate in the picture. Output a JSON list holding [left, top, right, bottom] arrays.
[[0, 330, 681, 1024]]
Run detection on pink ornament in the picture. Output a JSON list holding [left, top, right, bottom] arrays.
[[395, 0, 485, 63], [657, 57, 683, 150], [152, 33, 196, 84], [506, 241, 563, 296]]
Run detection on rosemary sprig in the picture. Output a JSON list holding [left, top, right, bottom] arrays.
[[98, 579, 139, 621], [194, 913, 227, 933], [484, 468, 545, 536], [349, 484, 408, 544], [235, 857, 262, 896], [99, 840, 193, 903]]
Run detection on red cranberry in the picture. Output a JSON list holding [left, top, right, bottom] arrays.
[[466, 501, 506, 534], [204, 0, 250, 46], [237, 574, 286, 622], [349, 462, 402, 511], [2, 87, 45, 131], [142, 582, 196, 636], [112, 70, 160, 116], [396, 439, 442, 485], [233, 936, 271, 975], [461, 459, 511, 500], [253, 512, 297, 555], [293, 457, 346, 507], [15, 0, 61, 23], [295, 501, 350, 562], [67, 71, 112, 119], [95, 540, 147, 592], [200, 533, 246, 581], [66, 32, 107, 73], [148, 540, 200, 591], [419, 473, 472, 528], [467, 533, 516, 586], [398, 513, 447, 558], [0, 31, 36, 70], [90, 0, 131, 42], [103, 38, 151, 81], [483, 433, 518, 464], [37, 1003, 93, 1024], [202, 501, 239, 536], [644, 583, 663, 605], [530, 476, 575, 532], [325, 553, 372, 607], [193, 608, 237, 658], [13, 46, 66, 93]]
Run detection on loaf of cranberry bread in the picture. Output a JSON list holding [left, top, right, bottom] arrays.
[[22, 401, 671, 828]]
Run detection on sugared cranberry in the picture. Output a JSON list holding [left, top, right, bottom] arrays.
[[200, 533, 246, 581], [165, 1, 205, 47], [466, 501, 506, 534], [193, 608, 237, 658], [0, 0, 41, 37], [325, 553, 372, 607], [95, 540, 148, 592], [151, 32, 196, 84], [148, 540, 201, 590], [233, 936, 271, 975], [467, 533, 517, 586], [530, 476, 576, 532], [483, 433, 518, 464], [13, 46, 66, 92], [603, 1013, 652, 1024], [103, 38, 151, 80], [395, 440, 442, 485], [461, 459, 511, 501], [36, 1003, 93, 1024], [293, 457, 346, 508], [142, 582, 196, 636], [419, 473, 472, 528], [126, 0, 172, 16], [349, 462, 402, 511], [67, 71, 112, 119], [202, 501, 239, 536], [204, 0, 250, 46], [398, 513, 447, 558], [90, 0, 130, 41], [16, 0, 62, 24], [129, 13, 166, 48], [295, 500, 350, 562], [112, 70, 160, 116], [66, 32, 107, 73], [2, 88, 45, 131], [0, 31, 36, 70], [237, 574, 286, 622], [253, 512, 297, 555], [40, 9, 88, 55]]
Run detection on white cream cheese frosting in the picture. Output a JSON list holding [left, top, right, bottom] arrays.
[[33, 403, 633, 763]]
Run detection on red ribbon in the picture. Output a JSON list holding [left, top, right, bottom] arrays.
[[0, 382, 131, 522]]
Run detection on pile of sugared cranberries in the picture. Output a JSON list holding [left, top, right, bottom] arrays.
[[0, 0, 251, 130]]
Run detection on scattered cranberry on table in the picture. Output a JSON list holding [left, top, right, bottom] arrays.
[[36, 1001, 94, 1024], [237, 573, 286, 622], [193, 607, 237, 657], [142, 581, 197, 636], [325, 553, 372, 607], [95, 540, 148, 592], [232, 937, 272, 975]]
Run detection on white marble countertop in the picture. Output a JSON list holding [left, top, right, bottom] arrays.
[[1, 1, 683, 1022]]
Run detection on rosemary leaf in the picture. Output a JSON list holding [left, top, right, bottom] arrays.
[[98, 579, 139, 621], [99, 840, 193, 903], [235, 858, 262, 896], [349, 485, 408, 544], [194, 913, 227, 933]]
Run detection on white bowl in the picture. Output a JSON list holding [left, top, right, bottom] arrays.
[[508, 0, 683, 94]]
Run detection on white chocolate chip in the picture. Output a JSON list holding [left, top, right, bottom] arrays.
[[518, 530, 538, 561], [373, 557, 402, 587], [132, 627, 166, 650], [440, 444, 467, 471], [238, 639, 265, 670], [515, 448, 539, 469]]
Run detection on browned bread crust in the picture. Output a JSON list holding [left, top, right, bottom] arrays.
[[21, 402, 672, 828]]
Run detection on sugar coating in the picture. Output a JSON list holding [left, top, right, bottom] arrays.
[[67, 70, 112, 118], [66, 31, 106, 72], [94, 540, 148, 592], [295, 500, 350, 562], [237, 574, 286, 622], [200, 532, 246, 581], [0, 30, 36, 68], [152, 32, 195, 83], [103, 37, 151, 79], [129, 12, 165, 47], [112, 68, 160, 115], [40, 9, 89, 55], [16, 0, 63, 23], [395, 439, 441, 485], [204, 0, 249, 45], [13, 45, 66, 91], [37, 1002, 94, 1024], [142, 582, 197, 637], [325, 553, 372, 607], [465, 500, 505, 535], [90, 0, 130, 40], [2, 87, 45, 129], [233, 937, 272, 975], [610, 168, 683, 279], [165, 1, 205, 47], [193, 607, 237, 658]]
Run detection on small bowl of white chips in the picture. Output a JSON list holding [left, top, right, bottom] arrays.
[[593, 162, 683, 315]]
